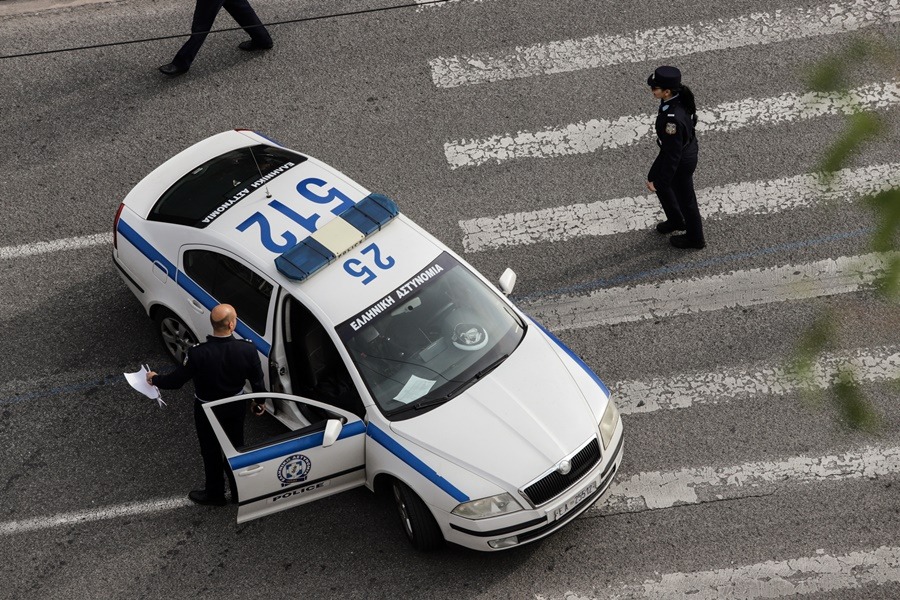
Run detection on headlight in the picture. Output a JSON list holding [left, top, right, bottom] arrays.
[[451, 493, 523, 520], [599, 400, 620, 449]]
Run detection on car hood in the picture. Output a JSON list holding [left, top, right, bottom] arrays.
[[389, 327, 599, 490]]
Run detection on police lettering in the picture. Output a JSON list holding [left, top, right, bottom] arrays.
[[272, 481, 326, 502]]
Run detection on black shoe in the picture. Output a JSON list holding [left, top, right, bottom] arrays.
[[188, 490, 227, 506], [670, 234, 706, 249], [158, 63, 188, 77], [238, 40, 273, 51], [655, 220, 686, 234]]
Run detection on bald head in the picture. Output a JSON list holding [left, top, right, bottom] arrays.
[[210, 304, 237, 335]]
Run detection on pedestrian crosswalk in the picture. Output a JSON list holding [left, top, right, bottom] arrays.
[[427, 1, 900, 596]]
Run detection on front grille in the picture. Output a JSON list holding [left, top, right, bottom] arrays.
[[523, 438, 601, 506]]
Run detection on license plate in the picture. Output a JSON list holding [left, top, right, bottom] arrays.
[[553, 479, 597, 520]]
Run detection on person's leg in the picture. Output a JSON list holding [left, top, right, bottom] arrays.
[[670, 156, 705, 248], [172, 0, 226, 69], [194, 399, 226, 499], [654, 186, 685, 232], [223, 0, 272, 47]]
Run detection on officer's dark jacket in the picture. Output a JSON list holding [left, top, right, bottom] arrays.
[[153, 335, 265, 401], [648, 95, 698, 189]]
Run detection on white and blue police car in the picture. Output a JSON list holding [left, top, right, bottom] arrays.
[[112, 129, 623, 551]]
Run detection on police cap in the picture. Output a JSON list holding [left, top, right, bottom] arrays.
[[647, 66, 682, 90]]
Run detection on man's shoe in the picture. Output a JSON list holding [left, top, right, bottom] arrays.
[[655, 220, 686, 234], [158, 63, 188, 77], [188, 490, 227, 506], [238, 40, 273, 51], [670, 234, 706, 249]]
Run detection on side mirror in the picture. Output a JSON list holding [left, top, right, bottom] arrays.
[[498, 268, 517, 296], [322, 418, 343, 447]]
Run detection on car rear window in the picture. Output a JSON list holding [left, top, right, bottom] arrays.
[[149, 145, 307, 227]]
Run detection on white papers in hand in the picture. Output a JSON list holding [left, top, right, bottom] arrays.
[[124, 365, 166, 407]]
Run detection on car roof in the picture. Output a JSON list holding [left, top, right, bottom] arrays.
[[127, 130, 447, 327]]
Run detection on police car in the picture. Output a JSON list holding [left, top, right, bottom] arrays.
[[112, 130, 623, 551]]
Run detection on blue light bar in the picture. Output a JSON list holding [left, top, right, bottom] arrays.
[[275, 193, 399, 281]]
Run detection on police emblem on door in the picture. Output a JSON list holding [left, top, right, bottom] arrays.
[[277, 454, 312, 487]]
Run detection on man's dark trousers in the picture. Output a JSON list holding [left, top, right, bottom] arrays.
[[173, 0, 273, 69], [194, 399, 246, 499]]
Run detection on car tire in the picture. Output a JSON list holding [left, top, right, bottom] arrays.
[[391, 480, 444, 551], [154, 308, 198, 365]]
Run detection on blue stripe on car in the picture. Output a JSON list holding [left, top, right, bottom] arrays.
[[530, 319, 610, 398], [228, 420, 366, 470], [367, 422, 469, 503], [117, 218, 271, 356]]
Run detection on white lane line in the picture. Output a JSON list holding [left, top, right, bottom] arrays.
[[597, 445, 900, 514], [613, 345, 900, 415], [460, 163, 900, 252], [0, 232, 110, 260], [431, 0, 900, 88], [538, 546, 900, 600], [5, 445, 897, 537], [0, 497, 193, 536], [526, 252, 895, 331], [444, 80, 900, 169], [415, 0, 492, 10]]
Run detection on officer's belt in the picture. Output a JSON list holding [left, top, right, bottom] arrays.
[[194, 389, 244, 403]]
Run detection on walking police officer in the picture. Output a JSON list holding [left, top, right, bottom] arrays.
[[646, 66, 706, 249], [147, 303, 266, 506]]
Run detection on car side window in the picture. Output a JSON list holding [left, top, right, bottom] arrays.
[[183, 249, 273, 335]]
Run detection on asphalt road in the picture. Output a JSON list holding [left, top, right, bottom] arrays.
[[1, 0, 899, 598]]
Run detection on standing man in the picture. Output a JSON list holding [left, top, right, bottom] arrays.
[[159, 0, 274, 77], [147, 304, 267, 505], [646, 66, 706, 249]]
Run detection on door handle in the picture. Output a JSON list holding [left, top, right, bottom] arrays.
[[189, 299, 205, 314], [238, 465, 264, 476]]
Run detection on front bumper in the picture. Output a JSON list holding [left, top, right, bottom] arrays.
[[442, 426, 624, 551]]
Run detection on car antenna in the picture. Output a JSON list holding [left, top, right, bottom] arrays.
[[248, 146, 272, 199]]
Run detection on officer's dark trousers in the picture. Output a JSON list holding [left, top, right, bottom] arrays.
[[655, 151, 705, 243], [173, 0, 272, 68], [194, 399, 245, 499]]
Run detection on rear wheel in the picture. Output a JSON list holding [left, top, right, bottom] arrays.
[[154, 308, 198, 365], [391, 480, 444, 551]]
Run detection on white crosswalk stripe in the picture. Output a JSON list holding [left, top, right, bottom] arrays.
[[0, 232, 111, 260], [431, 0, 900, 88], [459, 162, 900, 252], [597, 445, 900, 514], [526, 252, 895, 331], [536, 546, 900, 599], [613, 345, 900, 415], [444, 80, 900, 169]]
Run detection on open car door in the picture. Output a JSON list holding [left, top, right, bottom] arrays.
[[202, 392, 366, 523]]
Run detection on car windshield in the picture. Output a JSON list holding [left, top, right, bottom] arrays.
[[336, 252, 525, 419]]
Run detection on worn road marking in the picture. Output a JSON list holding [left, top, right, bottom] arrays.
[[444, 80, 900, 169], [613, 345, 900, 415], [0, 232, 110, 260], [537, 546, 900, 599], [459, 163, 900, 252], [415, 0, 492, 10], [431, 0, 900, 88], [526, 252, 895, 331], [597, 445, 900, 514], [0, 497, 193, 536], [5, 445, 895, 536]]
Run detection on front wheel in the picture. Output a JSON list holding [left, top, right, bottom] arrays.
[[392, 480, 444, 551], [154, 308, 198, 365]]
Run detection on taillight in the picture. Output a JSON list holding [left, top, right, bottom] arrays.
[[113, 203, 125, 250]]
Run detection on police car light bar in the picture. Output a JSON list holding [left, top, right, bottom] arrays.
[[275, 193, 399, 281]]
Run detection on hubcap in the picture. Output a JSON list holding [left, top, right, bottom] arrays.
[[393, 485, 413, 538], [160, 317, 195, 364]]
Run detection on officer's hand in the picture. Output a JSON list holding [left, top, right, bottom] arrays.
[[251, 401, 265, 416], [146, 371, 157, 385], [646, 180, 656, 192]]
